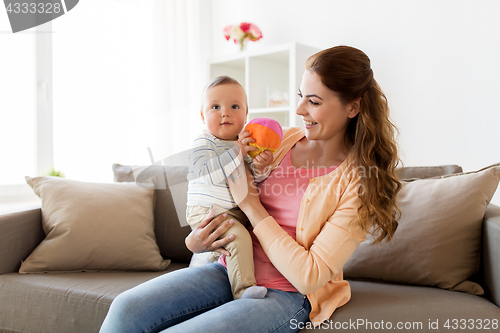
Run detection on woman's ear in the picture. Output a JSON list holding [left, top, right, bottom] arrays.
[[348, 97, 362, 119]]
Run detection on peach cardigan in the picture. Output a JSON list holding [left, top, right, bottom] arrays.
[[252, 127, 367, 326]]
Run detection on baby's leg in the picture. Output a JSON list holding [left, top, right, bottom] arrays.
[[218, 209, 266, 299], [186, 205, 220, 264], [187, 205, 266, 299]]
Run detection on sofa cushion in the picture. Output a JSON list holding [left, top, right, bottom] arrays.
[[0, 263, 187, 333], [298, 280, 500, 333], [343, 164, 500, 295], [20, 176, 170, 273], [112, 163, 193, 263]]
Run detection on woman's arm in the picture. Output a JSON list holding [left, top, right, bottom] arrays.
[[253, 211, 364, 295], [256, 182, 365, 295], [229, 165, 366, 295]]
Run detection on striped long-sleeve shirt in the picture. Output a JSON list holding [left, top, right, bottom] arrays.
[[187, 130, 270, 210]]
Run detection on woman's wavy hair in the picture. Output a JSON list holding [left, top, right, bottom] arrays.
[[305, 46, 401, 243]]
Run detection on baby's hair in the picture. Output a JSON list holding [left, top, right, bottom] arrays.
[[201, 75, 248, 112], [205, 75, 241, 91]]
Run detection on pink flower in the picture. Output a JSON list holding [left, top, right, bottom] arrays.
[[248, 23, 262, 40], [223, 25, 232, 40], [240, 22, 251, 33], [223, 22, 262, 50]]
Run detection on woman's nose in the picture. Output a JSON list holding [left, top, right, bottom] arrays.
[[296, 99, 308, 116]]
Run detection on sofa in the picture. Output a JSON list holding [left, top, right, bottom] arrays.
[[1, 163, 499, 333]]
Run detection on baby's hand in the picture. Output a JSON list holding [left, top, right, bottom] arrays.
[[253, 150, 273, 175], [234, 129, 258, 157]]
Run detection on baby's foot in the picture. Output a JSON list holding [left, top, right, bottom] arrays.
[[241, 286, 267, 299]]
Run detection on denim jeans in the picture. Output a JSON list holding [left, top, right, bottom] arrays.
[[99, 263, 311, 333]]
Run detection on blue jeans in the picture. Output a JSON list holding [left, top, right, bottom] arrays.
[[99, 263, 311, 333]]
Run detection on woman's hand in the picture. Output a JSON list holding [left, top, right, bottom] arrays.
[[227, 162, 270, 228], [252, 150, 273, 175], [185, 210, 235, 256], [228, 162, 260, 210]]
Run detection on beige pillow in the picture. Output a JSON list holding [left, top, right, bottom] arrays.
[[111, 163, 193, 263], [343, 164, 500, 294], [20, 176, 170, 273], [396, 164, 463, 180]]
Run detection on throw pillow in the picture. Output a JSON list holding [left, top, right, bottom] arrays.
[[343, 164, 500, 295], [20, 176, 170, 273], [396, 164, 463, 180], [112, 163, 193, 263]]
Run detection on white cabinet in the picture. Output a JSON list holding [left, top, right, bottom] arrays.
[[208, 42, 319, 127]]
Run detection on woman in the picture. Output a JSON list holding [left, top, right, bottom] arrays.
[[99, 45, 401, 333]]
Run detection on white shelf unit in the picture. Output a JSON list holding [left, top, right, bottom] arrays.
[[208, 42, 319, 128]]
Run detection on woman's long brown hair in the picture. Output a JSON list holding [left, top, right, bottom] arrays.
[[306, 46, 401, 243]]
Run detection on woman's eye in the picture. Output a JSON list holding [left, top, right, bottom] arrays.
[[297, 92, 303, 98], [309, 99, 319, 106]]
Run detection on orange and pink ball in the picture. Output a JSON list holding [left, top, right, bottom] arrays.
[[244, 118, 283, 158]]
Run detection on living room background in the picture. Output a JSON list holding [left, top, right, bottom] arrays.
[[1, 0, 499, 209]]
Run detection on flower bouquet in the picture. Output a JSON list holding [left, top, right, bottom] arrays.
[[223, 22, 262, 51]]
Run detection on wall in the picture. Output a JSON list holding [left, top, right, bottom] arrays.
[[210, 0, 500, 205]]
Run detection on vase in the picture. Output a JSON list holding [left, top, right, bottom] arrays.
[[238, 39, 246, 51]]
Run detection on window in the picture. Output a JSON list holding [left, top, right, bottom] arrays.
[[52, 1, 162, 183], [0, 0, 208, 212], [0, 11, 36, 186]]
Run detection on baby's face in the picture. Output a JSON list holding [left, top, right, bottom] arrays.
[[201, 83, 247, 141]]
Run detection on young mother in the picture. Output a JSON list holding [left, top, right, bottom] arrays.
[[99, 46, 401, 333]]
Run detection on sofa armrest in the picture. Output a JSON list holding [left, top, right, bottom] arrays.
[[482, 203, 500, 307], [0, 208, 44, 274]]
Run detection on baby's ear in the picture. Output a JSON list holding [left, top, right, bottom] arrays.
[[200, 111, 205, 123]]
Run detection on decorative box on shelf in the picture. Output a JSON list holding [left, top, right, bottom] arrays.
[[208, 42, 319, 128]]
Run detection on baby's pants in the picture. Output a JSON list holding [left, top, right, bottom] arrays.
[[186, 204, 256, 299]]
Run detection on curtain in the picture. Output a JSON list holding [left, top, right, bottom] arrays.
[[151, 0, 211, 163]]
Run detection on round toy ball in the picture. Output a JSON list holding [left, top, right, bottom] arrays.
[[244, 117, 283, 159]]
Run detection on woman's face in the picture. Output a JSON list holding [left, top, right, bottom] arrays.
[[296, 70, 360, 142]]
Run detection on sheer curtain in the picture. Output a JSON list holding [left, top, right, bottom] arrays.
[[52, 0, 209, 183], [152, 0, 210, 163], [0, 13, 36, 185]]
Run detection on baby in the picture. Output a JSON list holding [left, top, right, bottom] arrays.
[[186, 75, 272, 299]]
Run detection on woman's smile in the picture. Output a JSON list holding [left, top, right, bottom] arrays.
[[303, 120, 318, 128]]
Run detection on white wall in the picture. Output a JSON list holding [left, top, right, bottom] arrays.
[[210, 0, 500, 205]]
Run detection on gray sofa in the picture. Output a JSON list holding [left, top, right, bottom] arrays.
[[1, 164, 499, 333]]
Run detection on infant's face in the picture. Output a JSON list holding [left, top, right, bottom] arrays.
[[201, 83, 247, 141]]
